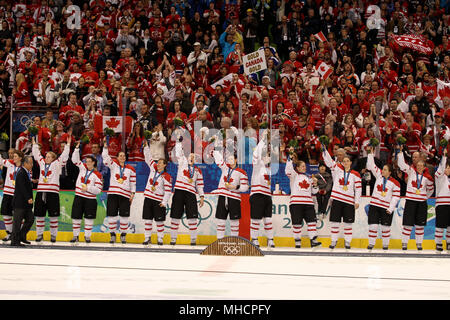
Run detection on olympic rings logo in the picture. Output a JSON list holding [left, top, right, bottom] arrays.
[[222, 244, 241, 255]]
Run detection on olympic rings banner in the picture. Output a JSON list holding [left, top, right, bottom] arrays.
[[0, 191, 439, 241]]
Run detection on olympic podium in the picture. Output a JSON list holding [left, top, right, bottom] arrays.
[[201, 236, 264, 256]]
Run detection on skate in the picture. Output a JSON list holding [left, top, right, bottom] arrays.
[[70, 236, 79, 244], [190, 239, 197, 246], [382, 246, 388, 250], [170, 238, 176, 246], [367, 245, 374, 250], [251, 238, 259, 248], [417, 243, 423, 251], [310, 236, 321, 248], [50, 235, 56, 243], [109, 232, 116, 244], [2, 231, 11, 242], [436, 243, 443, 252], [344, 241, 351, 250], [35, 234, 43, 242], [85, 237, 91, 244], [142, 238, 150, 245], [329, 241, 336, 249], [402, 243, 407, 251], [120, 233, 127, 244], [157, 239, 163, 246], [267, 238, 275, 248], [295, 239, 301, 249]]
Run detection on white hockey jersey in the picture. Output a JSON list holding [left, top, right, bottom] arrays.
[[173, 142, 204, 196], [367, 153, 401, 212], [102, 147, 136, 198], [72, 148, 103, 199], [0, 157, 20, 197], [143, 145, 172, 206], [212, 150, 249, 201], [435, 155, 450, 207], [250, 138, 272, 197], [285, 157, 318, 206], [397, 152, 434, 202], [32, 143, 70, 194], [322, 147, 362, 206]]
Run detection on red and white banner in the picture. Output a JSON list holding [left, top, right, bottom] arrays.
[[315, 61, 333, 80], [389, 34, 435, 55], [314, 31, 327, 42], [436, 78, 450, 99], [94, 115, 134, 134]]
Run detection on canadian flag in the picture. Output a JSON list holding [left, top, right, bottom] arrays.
[[94, 115, 134, 134], [315, 60, 333, 80], [436, 79, 450, 99], [314, 31, 327, 42]]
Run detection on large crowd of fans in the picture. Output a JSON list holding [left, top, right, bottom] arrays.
[[0, 0, 449, 195]]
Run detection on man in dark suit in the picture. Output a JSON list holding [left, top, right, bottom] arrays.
[[11, 156, 34, 247]]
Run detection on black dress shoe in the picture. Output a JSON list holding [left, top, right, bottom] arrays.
[[21, 239, 31, 245]]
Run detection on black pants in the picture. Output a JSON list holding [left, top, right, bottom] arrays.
[[170, 189, 198, 219], [107, 194, 130, 217], [216, 196, 241, 220], [329, 200, 355, 223], [316, 192, 330, 214], [34, 192, 60, 217], [11, 207, 34, 244], [436, 205, 450, 228], [250, 193, 272, 219], [289, 204, 316, 225], [368, 205, 393, 226], [403, 199, 427, 227], [1, 194, 13, 217]]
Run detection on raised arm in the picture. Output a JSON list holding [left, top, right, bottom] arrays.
[[435, 154, 447, 179], [396, 150, 412, 174], [175, 141, 188, 167], [72, 143, 83, 167], [58, 138, 71, 166], [143, 142, 155, 168], [366, 152, 382, 179], [322, 145, 336, 171], [31, 138, 44, 163], [101, 141, 114, 168], [252, 133, 267, 165]]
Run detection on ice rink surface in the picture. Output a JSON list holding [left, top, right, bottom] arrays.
[[1, 242, 450, 300]]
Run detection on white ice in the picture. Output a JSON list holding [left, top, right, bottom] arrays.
[[1, 243, 450, 300]]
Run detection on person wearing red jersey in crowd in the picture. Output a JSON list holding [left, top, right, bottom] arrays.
[[31, 135, 71, 243], [212, 140, 249, 240], [396, 144, 434, 251], [170, 137, 205, 246], [434, 146, 450, 252], [102, 138, 136, 245], [249, 130, 275, 248], [142, 139, 172, 246], [70, 142, 103, 244], [322, 142, 362, 249], [285, 146, 322, 249], [13, 72, 31, 108], [126, 122, 145, 162], [366, 146, 401, 250], [0, 149, 25, 242], [60, 93, 85, 127]]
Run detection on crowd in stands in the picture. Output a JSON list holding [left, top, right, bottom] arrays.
[[0, 0, 449, 196]]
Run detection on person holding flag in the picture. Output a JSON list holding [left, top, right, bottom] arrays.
[[249, 130, 275, 248], [69, 142, 104, 244], [142, 139, 172, 245], [396, 144, 434, 250], [169, 138, 205, 246], [366, 146, 401, 250], [0, 149, 24, 242], [285, 146, 322, 249], [102, 138, 136, 244], [322, 142, 362, 249], [32, 135, 71, 243]]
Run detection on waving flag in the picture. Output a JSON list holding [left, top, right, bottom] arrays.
[[94, 115, 134, 134], [315, 60, 333, 80], [389, 34, 435, 55], [314, 31, 327, 42]]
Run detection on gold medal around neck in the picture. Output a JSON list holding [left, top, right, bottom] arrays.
[[343, 185, 348, 191], [381, 191, 386, 197], [416, 189, 420, 195], [81, 183, 87, 188], [151, 186, 156, 191], [118, 178, 124, 184], [12, 180, 15, 186], [188, 178, 193, 183], [43, 177, 48, 183]]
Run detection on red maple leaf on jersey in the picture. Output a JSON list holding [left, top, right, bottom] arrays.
[[115, 173, 127, 181], [263, 174, 270, 182], [149, 178, 159, 186], [411, 180, 418, 188], [106, 118, 121, 129], [376, 184, 388, 193], [299, 179, 310, 189], [183, 169, 192, 179], [338, 177, 346, 186], [81, 177, 91, 184], [224, 176, 234, 184], [41, 170, 52, 177], [9, 173, 14, 180]]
